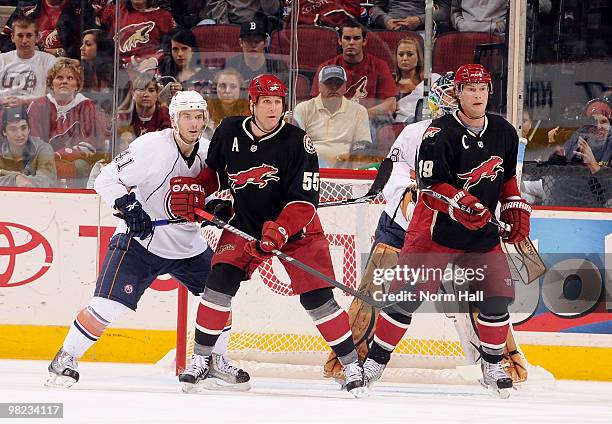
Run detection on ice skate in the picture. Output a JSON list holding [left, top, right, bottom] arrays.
[[179, 354, 210, 393], [46, 348, 79, 388], [480, 359, 513, 399], [363, 357, 386, 388], [343, 361, 368, 398], [202, 353, 251, 391]]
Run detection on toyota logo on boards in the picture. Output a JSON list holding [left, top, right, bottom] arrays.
[[0, 222, 53, 287]]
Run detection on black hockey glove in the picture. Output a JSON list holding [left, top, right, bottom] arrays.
[[114, 193, 153, 239], [202, 199, 233, 228]]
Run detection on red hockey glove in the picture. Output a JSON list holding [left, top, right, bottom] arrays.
[[259, 221, 289, 252], [500, 199, 531, 244], [449, 191, 492, 231], [169, 177, 205, 222]]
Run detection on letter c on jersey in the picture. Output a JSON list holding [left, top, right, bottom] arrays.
[[0, 222, 53, 287]]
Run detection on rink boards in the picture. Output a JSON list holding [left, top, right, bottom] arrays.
[[0, 189, 611, 380]]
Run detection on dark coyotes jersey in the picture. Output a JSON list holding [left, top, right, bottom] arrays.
[[413, 112, 518, 251], [207, 116, 320, 238]]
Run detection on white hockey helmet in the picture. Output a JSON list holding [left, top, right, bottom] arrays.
[[169, 90, 208, 124]]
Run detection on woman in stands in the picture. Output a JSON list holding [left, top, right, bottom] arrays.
[[80, 29, 114, 113], [27, 58, 109, 185], [393, 36, 440, 124], [159, 28, 216, 104], [206, 68, 249, 130], [117, 74, 171, 148]]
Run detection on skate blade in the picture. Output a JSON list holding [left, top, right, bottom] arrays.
[[348, 386, 369, 398], [45, 372, 76, 388], [181, 381, 204, 394], [201, 378, 251, 392]]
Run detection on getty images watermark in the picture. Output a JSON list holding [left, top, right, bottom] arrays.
[[371, 265, 487, 303]]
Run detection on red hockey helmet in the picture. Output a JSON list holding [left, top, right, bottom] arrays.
[[454, 64, 492, 93], [248, 74, 287, 103]]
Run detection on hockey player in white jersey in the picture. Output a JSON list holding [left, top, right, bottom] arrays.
[[47, 91, 250, 391], [325, 72, 458, 379]]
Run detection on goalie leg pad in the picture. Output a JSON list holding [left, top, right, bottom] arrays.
[[324, 243, 401, 379]]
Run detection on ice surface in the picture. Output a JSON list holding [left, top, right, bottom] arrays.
[[1, 359, 611, 424]]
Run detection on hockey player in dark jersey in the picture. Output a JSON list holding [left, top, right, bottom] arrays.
[[362, 64, 532, 398], [169, 74, 368, 397]]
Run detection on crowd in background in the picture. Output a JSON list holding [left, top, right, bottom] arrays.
[[0, 0, 609, 208]]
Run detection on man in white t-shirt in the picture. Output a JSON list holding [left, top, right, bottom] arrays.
[[294, 65, 372, 168], [0, 15, 57, 108]]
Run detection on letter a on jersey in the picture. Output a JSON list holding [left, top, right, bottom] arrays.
[[457, 156, 504, 190]]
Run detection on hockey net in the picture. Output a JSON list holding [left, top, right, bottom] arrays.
[[174, 170, 469, 383]]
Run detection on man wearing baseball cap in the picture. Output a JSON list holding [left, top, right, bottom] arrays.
[[225, 17, 288, 86], [294, 64, 372, 168], [0, 106, 56, 187]]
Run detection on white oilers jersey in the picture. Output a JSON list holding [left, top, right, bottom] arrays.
[[95, 128, 210, 259], [383, 119, 432, 230]]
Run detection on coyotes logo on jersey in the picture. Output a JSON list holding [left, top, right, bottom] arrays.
[[347, 76, 368, 103], [457, 156, 504, 190], [120, 22, 155, 53], [423, 127, 441, 139], [227, 164, 280, 190]]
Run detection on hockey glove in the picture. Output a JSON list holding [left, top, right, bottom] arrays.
[[114, 193, 152, 239], [260, 221, 289, 252], [449, 191, 492, 231], [169, 177, 206, 222], [499, 199, 531, 244], [244, 221, 288, 260], [201, 199, 233, 228]]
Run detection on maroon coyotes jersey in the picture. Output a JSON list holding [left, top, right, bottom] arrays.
[[413, 112, 519, 251], [207, 116, 319, 238], [101, 3, 175, 65]]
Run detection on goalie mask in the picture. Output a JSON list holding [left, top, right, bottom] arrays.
[[169, 90, 208, 145], [429, 71, 458, 117]]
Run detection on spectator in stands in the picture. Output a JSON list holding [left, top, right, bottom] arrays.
[[162, 0, 207, 28], [0, 16, 57, 108], [0, 106, 57, 187], [207, 68, 249, 129], [295, 65, 372, 168], [0, 0, 96, 59], [393, 36, 440, 123], [548, 98, 612, 173], [225, 18, 289, 86], [311, 19, 397, 121], [370, 0, 451, 31], [202, 0, 283, 31], [117, 74, 171, 147], [80, 29, 114, 114], [100, 0, 175, 70], [451, 0, 507, 35], [27, 58, 108, 182], [158, 28, 216, 103]]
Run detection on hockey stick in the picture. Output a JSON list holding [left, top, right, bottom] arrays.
[[152, 217, 187, 226], [318, 157, 393, 208], [419, 188, 511, 234], [192, 208, 396, 309]]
